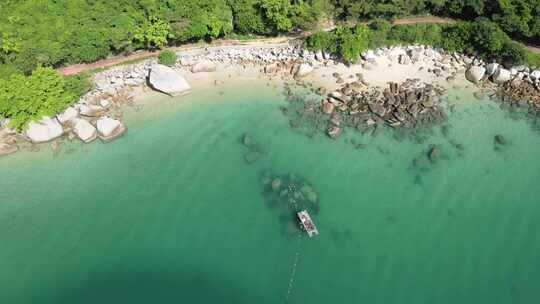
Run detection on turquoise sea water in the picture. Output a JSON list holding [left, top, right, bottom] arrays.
[[1, 80, 540, 304]]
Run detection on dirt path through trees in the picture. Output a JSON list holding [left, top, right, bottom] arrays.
[[56, 16, 538, 76]]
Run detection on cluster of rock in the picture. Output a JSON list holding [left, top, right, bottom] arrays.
[[89, 61, 152, 98], [496, 75, 540, 108], [241, 133, 264, 164], [260, 171, 320, 237], [284, 77, 447, 139], [361, 45, 470, 80], [177, 44, 305, 67], [465, 62, 540, 106], [0, 60, 198, 157]]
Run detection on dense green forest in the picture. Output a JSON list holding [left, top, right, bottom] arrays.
[[1, 0, 539, 77], [0, 0, 330, 76], [1, 0, 539, 129], [332, 0, 540, 43]]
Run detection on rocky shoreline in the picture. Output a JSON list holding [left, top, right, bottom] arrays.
[[1, 41, 539, 158]]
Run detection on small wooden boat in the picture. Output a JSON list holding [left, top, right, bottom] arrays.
[[297, 210, 319, 237]]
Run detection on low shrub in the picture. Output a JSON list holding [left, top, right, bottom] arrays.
[[0, 67, 89, 130], [158, 50, 177, 66]]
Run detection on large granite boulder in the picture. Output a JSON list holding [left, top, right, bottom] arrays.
[[362, 50, 377, 62], [191, 60, 217, 73], [25, 117, 64, 143], [96, 117, 126, 142], [465, 66, 486, 84], [493, 68, 512, 84], [56, 107, 78, 124], [295, 64, 314, 78], [148, 64, 191, 96], [73, 119, 97, 143], [485, 63, 500, 77]]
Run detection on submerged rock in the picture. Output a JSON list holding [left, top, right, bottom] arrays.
[[322, 100, 335, 114], [428, 147, 441, 162], [271, 178, 282, 191], [148, 64, 191, 96], [244, 151, 261, 164], [494, 134, 506, 145], [327, 126, 341, 139], [0, 143, 18, 157], [242, 133, 253, 148]]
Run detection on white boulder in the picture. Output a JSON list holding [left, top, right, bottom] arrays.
[[148, 64, 191, 96], [315, 51, 324, 61], [25, 117, 64, 143], [79, 104, 105, 117], [531, 70, 540, 79], [493, 68, 512, 84], [295, 64, 314, 78], [191, 60, 217, 73], [0, 118, 11, 128], [399, 54, 411, 65], [465, 66, 486, 84], [485, 63, 499, 77], [362, 50, 377, 61], [56, 107, 79, 124], [96, 117, 126, 142], [73, 119, 97, 143]]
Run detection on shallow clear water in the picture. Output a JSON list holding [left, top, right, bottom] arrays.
[[1, 81, 540, 304]]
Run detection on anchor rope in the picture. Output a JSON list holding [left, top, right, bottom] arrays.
[[285, 232, 303, 303]]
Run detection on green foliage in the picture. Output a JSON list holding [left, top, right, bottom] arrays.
[[308, 19, 530, 66], [387, 24, 443, 46], [332, 0, 540, 43], [440, 22, 474, 53], [335, 25, 370, 62], [306, 31, 337, 53], [134, 16, 172, 49], [524, 50, 540, 67], [229, 0, 268, 34], [261, 0, 294, 32], [0, 67, 87, 130], [0, 32, 20, 54], [158, 50, 177, 66], [307, 24, 370, 62], [0, 0, 329, 73], [0, 64, 22, 80]]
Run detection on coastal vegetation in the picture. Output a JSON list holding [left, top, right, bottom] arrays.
[[158, 50, 177, 67], [306, 19, 537, 66], [0, 67, 90, 130], [1, 0, 538, 76], [0, 0, 539, 130]]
